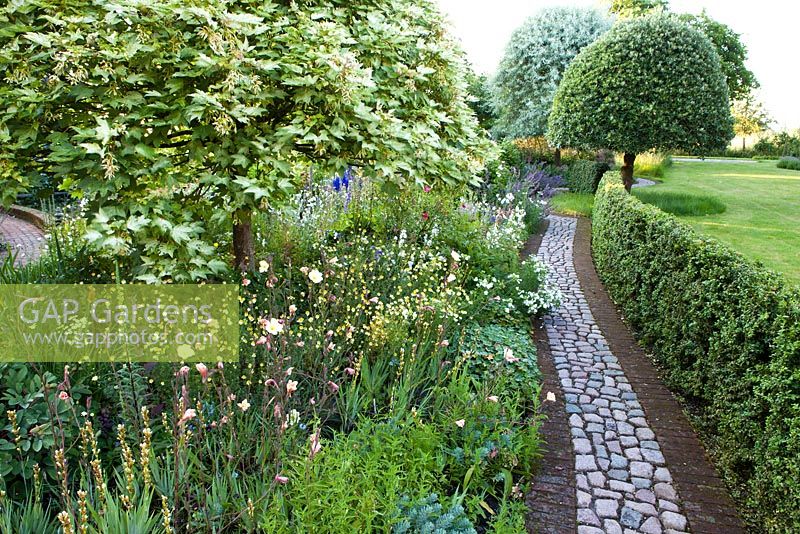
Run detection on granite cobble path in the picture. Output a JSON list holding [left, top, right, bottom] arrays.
[[0, 214, 45, 267], [536, 215, 688, 534]]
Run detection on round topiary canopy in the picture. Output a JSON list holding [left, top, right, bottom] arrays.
[[547, 14, 733, 157]]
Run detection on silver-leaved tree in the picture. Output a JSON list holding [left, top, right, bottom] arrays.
[[547, 14, 734, 191], [0, 0, 491, 280], [492, 6, 611, 153]]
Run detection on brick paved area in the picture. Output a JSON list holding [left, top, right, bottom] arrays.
[[0, 214, 45, 266]]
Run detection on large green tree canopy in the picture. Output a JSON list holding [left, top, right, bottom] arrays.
[[0, 0, 491, 280], [678, 12, 758, 101], [547, 14, 733, 190], [492, 7, 610, 139]]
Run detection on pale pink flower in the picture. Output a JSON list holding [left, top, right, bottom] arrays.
[[176, 366, 190, 378], [274, 474, 289, 485], [439, 340, 450, 347], [309, 432, 322, 459], [286, 380, 298, 397], [327, 381, 339, 393], [487, 395, 499, 403], [369, 297, 379, 304], [58, 391, 70, 401], [217, 362, 224, 370], [255, 336, 268, 346], [178, 408, 197, 425], [242, 278, 251, 287], [455, 419, 466, 428], [344, 367, 356, 376], [295, 340, 305, 347], [265, 378, 278, 388], [285, 367, 294, 376], [195, 363, 209, 382], [289, 304, 297, 315]]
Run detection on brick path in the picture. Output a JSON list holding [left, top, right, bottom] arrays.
[[0, 214, 45, 266], [525, 214, 745, 534]]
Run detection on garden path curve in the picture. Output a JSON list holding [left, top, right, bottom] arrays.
[[0, 214, 45, 267], [529, 215, 745, 534]]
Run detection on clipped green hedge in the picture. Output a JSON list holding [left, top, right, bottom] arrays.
[[564, 160, 609, 193], [592, 171, 800, 532]]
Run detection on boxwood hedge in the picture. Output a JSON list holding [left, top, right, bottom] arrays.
[[592, 171, 800, 532]]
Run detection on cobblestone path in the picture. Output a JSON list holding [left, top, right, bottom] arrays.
[[537, 216, 688, 534], [0, 214, 45, 267]]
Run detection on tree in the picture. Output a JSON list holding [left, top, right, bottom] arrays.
[[493, 6, 611, 165], [678, 12, 758, 101], [608, 0, 669, 19], [465, 71, 498, 132], [547, 14, 733, 191], [0, 0, 490, 280], [732, 94, 772, 150]]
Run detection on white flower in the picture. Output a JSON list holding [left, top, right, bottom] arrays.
[[447, 273, 456, 283], [265, 318, 284, 336], [308, 269, 323, 284], [258, 260, 270, 273], [450, 250, 461, 263], [504, 347, 519, 363], [237, 399, 251, 412]]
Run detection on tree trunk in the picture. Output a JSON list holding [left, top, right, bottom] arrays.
[[621, 153, 636, 192], [742, 137, 746, 151], [233, 208, 255, 273], [554, 147, 562, 167]]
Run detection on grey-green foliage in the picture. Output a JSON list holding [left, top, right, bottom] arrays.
[[493, 7, 611, 139], [547, 14, 734, 155], [393, 494, 476, 534]]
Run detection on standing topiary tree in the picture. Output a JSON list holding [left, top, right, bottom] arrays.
[[492, 7, 610, 163], [547, 14, 733, 191], [0, 0, 490, 280]]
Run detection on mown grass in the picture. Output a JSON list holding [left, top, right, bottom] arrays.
[[643, 160, 800, 283], [549, 192, 594, 217], [633, 190, 726, 216]]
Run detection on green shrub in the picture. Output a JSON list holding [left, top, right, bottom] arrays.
[[776, 156, 800, 171], [565, 160, 606, 193], [592, 170, 800, 533]]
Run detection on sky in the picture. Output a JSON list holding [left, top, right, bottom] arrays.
[[435, 0, 800, 129]]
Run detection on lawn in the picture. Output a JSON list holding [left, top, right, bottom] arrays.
[[632, 159, 800, 283], [549, 192, 594, 217]]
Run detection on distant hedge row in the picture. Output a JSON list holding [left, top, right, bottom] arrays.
[[592, 171, 800, 532]]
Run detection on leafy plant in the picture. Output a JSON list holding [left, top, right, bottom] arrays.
[[393, 493, 476, 534]]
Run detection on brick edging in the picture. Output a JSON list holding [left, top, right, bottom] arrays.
[[572, 216, 746, 533]]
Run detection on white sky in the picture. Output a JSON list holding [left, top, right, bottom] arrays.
[[435, 0, 800, 129]]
